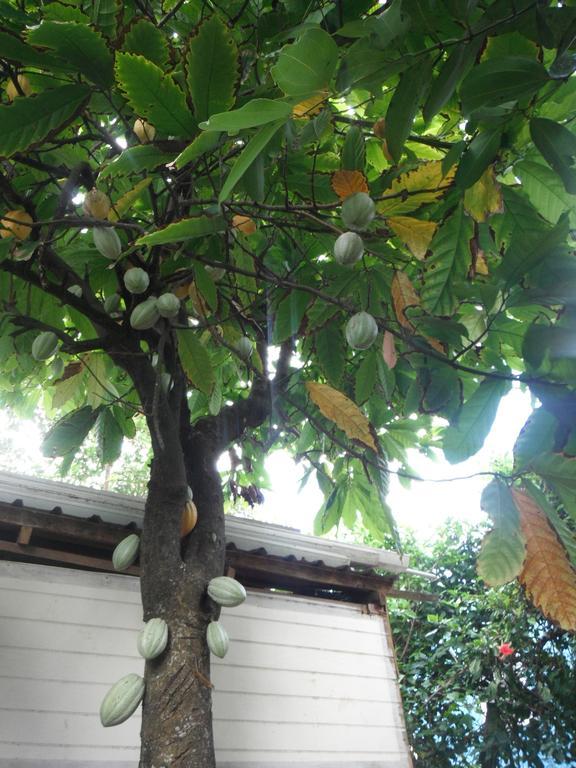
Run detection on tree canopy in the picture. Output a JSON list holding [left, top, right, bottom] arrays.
[[1, 0, 576, 761]]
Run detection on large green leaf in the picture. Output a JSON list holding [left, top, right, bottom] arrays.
[[137, 215, 225, 246], [218, 120, 285, 203], [173, 132, 221, 169], [90, 0, 118, 39], [421, 204, 474, 315], [443, 378, 510, 464], [341, 125, 365, 172], [530, 117, 576, 194], [530, 453, 576, 523], [99, 145, 175, 179], [27, 22, 114, 88], [176, 331, 215, 396], [124, 19, 169, 67], [200, 100, 292, 132], [273, 290, 310, 343], [316, 325, 345, 387], [271, 27, 338, 98], [460, 56, 549, 115], [96, 408, 123, 465], [0, 84, 90, 158], [385, 60, 431, 163], [516, 159, 576, 224], [454, 129, 501, 190], [186, 15, 239, 122], [42, 406, 101, 458], [423, 37, 484, 123], [477, 527, 526, 586], [0, 29, 66, 68], [115, 53, 195, 137], [513, 408, 557, 469]]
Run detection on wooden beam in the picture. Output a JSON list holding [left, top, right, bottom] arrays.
[[385, 588, 438, 602], [0, 539, 140, 576], [226, 548, 395, 593], [17, 525, 33, 545]]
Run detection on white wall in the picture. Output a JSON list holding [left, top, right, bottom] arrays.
[[0, 562, 411, 767]]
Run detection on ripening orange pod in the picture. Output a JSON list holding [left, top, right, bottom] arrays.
[[232, 214, 257, 235], [180, 500, 198, 537], [0, 209, 33, 240]]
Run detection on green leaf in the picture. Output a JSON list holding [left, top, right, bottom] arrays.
[[99, 145, 175, 179], [513, 408, 557, 470], [176, 331, 215, 396], [42, 406, 100, 458], [530, 117, 576, 194], [124, 19, 169, 67], [515, 159, 576, 224], [454, 129, 501, 190], [90, 0, 118, 39], [314, 486, 343, 535], [421, 204, 474, 315], [365, 451, 399, 547], [271, 27, 338, 98], [27, 22, 114, 88], [0, 29, 65, 68], [443, 378, 510, 464], [316, 325, 345, 387], [477, 527, 526, 586], [0, 84, 90, 158], [481, 478, 521, 529], [200, 99, 292, 132], [498, 211, 569, 287], [423, 37, 484, 123], [137, 215, 225, 246], [218, 120, 285, 203], [173, 132, 221, 169], [186, 15, 239, 122], [385, 60, 431, 163], [460, 56, 549, 115], [96, 408, 123, 465], [115, 53, 195, 138], [194, 263, 218, 311], [530, 453, 576, 523], [273, 290, 310, 343], [355, 351, 377, 404], [341, 125, 365, 172]]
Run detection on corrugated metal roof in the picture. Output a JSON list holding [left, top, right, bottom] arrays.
[[0, 471, 409, 573]]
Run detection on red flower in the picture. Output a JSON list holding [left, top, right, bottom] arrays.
[[498, 642, 515, 658]]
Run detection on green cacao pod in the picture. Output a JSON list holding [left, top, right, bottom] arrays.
[[137, 618, 168, 660], [112, 533, 140, 571], [341, 192, 376, 231], [67, 284, 82, 298], [157, 293, 180, 318], [345, 311, 378, 350], [236, 337, 253, 361], [124, 267, 150, 295], [32, 331, 59, 361], [104, 294, 121, 315], [130, 299, 160, 330], [93, 226, 121, 260], [99, 673, 145, 727], [334, 232, 364, 266], [207, 576, 247, 607], [207, 621, 229, 658], [50, 357, 65, 379]]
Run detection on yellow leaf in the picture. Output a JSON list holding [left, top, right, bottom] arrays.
[[514, 488, 576, 632], [306, 381, 377, 451], [109, 178, 152, 222], [388, 216, 438, 260], [378, 161, 456, 216], [463, 167, 503, 223], [331, 169, 369, 200], [188, 282, 209, 318], [391, 271, 420, 331], [52, 371, 83, 410], [475, 250, 489, 276], [292, 91, 328, 119]]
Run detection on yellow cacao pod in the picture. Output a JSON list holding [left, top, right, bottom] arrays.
[[83, 189, 111, 220], [0, 209, 33, 241]]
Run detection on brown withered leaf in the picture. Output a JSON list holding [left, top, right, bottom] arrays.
[[514, 488, 576, 632], [391, 271, 444, 354], [292, 91, 328, 119], [382, 331, 397, 369], [331, 169, 369, 200], [306, 381, 377, 451]]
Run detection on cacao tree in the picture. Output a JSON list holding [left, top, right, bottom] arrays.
[[1, 0, 576, 764]]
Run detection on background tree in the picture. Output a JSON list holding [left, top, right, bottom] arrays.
[[390, 522, 576, 768], [1, 0, 576, 764]]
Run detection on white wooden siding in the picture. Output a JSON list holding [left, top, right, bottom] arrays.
[[0, 562, 411, 767]]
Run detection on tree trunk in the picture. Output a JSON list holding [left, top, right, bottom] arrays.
[[138, 416, 225, 766]]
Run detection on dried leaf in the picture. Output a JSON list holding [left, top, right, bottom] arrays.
[[463, 166, 504, 222], [306, 381, 377, 451], [109, 177, 152, 221], [391, 271, 420, 331], [475, 250, 489, 275], [388, 216, 438, 260], [378, 161, 456, 216], [514, 488, 576, 632], [382, 330, 397, 369], [292, 91, 328, 118], [331, 169, 369, 200], [188, 282, 209, 317]]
